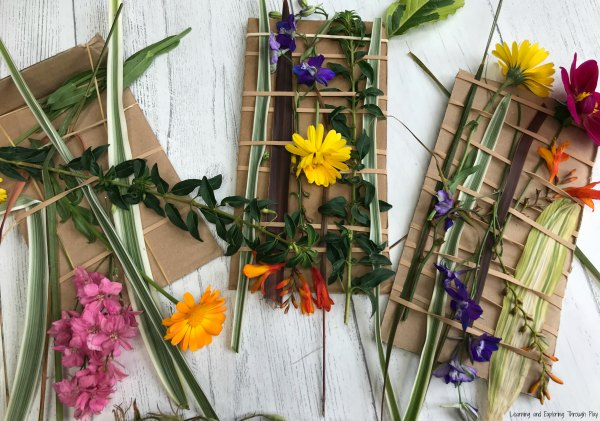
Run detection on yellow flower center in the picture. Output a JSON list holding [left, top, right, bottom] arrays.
[[576, 91, 592, 102], [188, 304, 208, 327]]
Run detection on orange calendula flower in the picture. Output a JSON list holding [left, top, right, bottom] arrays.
[[162, 286, 226, 352], [537, 140, 570, 183], [564, 181, 600, 210], [243, 262, 285, 294], [297, 272, 314, 315], [311, 266, 334, 312]]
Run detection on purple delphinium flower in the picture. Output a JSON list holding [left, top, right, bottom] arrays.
[[435, 263, 483, 331], [450, 288, 483, 331], [433, 356, 477, 385], [276, 14, 297, 52], [469, 333, 501, 362], [434, 189, 455, 230], [293, 55, 336, 87], [269, 33, 281, 66]]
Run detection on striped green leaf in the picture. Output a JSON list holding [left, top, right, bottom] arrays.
[[0, 25, 220, 420], [403, 94, 512, 421], [1, 200, 48, 420], [106, 0, 188, 408], [360, 18, 402, 421], [487, 198, 580, 420], [231, 0, 271, 353]]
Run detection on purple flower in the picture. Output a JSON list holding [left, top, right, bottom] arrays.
[[269, 33, 281, 66], [434, 189, 456, 230], [451, 291, 483, 331], [276, 14, 297, 52], [435, 263, 483, 331], [469, 333, 501, 362], [433, 356, 477, 385], [293, 55, 336, 87]]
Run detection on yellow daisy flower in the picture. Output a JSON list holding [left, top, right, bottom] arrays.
[[285, 123, 352, 187], [0, 177, 6, 204], [492, 40, 555, 97], [162, 286, 226, 352]]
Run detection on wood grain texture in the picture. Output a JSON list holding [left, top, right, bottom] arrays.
[[0, 0, 599, 420]]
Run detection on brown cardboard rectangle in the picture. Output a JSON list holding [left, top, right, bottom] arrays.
[[229, 19, 390, 292], [0, 36, 222, 308], [382, 70, 597, 391]]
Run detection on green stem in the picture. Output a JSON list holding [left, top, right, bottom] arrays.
[[344, 229, 354, 324]]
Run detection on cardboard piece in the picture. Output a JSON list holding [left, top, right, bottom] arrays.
[[0, 36, 222, 308], [382, 70, 597, 391], [229, 19, 390, 292]]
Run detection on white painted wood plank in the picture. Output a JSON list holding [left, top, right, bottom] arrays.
[[0, 0, 599, 420]]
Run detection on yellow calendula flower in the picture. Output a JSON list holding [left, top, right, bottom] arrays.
[[0, 178, 6, 204], [492, 40, 555, 97], [285, 123, 352, 187], [162, 286, 226, 352]]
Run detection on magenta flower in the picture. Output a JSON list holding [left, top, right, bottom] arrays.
[[79, 278, 122, 314], [561, 53, 600, 145]]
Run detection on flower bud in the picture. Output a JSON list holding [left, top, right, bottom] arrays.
[[269, 11, 282, 20], [300, 6, 317, 17], [299, 0, 309, 8]]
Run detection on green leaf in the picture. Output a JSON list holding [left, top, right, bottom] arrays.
[[379, 200, 392, 212], [356, 131, 371, 160], [447, 164, 481, 192], [151, 163, 169, 194], [318, 196, 348, 218], [221, 195, 249, 208], [199, 176, 218, 207], [165, 203, 187, 230], [363, 103, 385, 118], [358, 60, 374, 81], [352, 268, 395, 289], [186, 211, 202, 241], [385, 0, 465, 38], [123, 27, 192, 87], [171, 179, 203, 196]]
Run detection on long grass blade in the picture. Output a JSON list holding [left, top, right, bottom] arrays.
[[487, 199, 580, 420], [0, 31, 220, 421], [1, 202, 49, 420], [403, 95, 512, 421], [106, 0, 188, 408], [359, 18, 401, 421], [231, 0, 271, 352]]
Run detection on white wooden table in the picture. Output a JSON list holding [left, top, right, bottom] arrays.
[[1, 1, 600, 420]]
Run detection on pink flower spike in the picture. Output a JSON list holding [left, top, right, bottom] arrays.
[[90, 314, 137, 356], [48, 310, 75, 348], [73, 267, 105, 299], [80, 278, 123, 313]]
